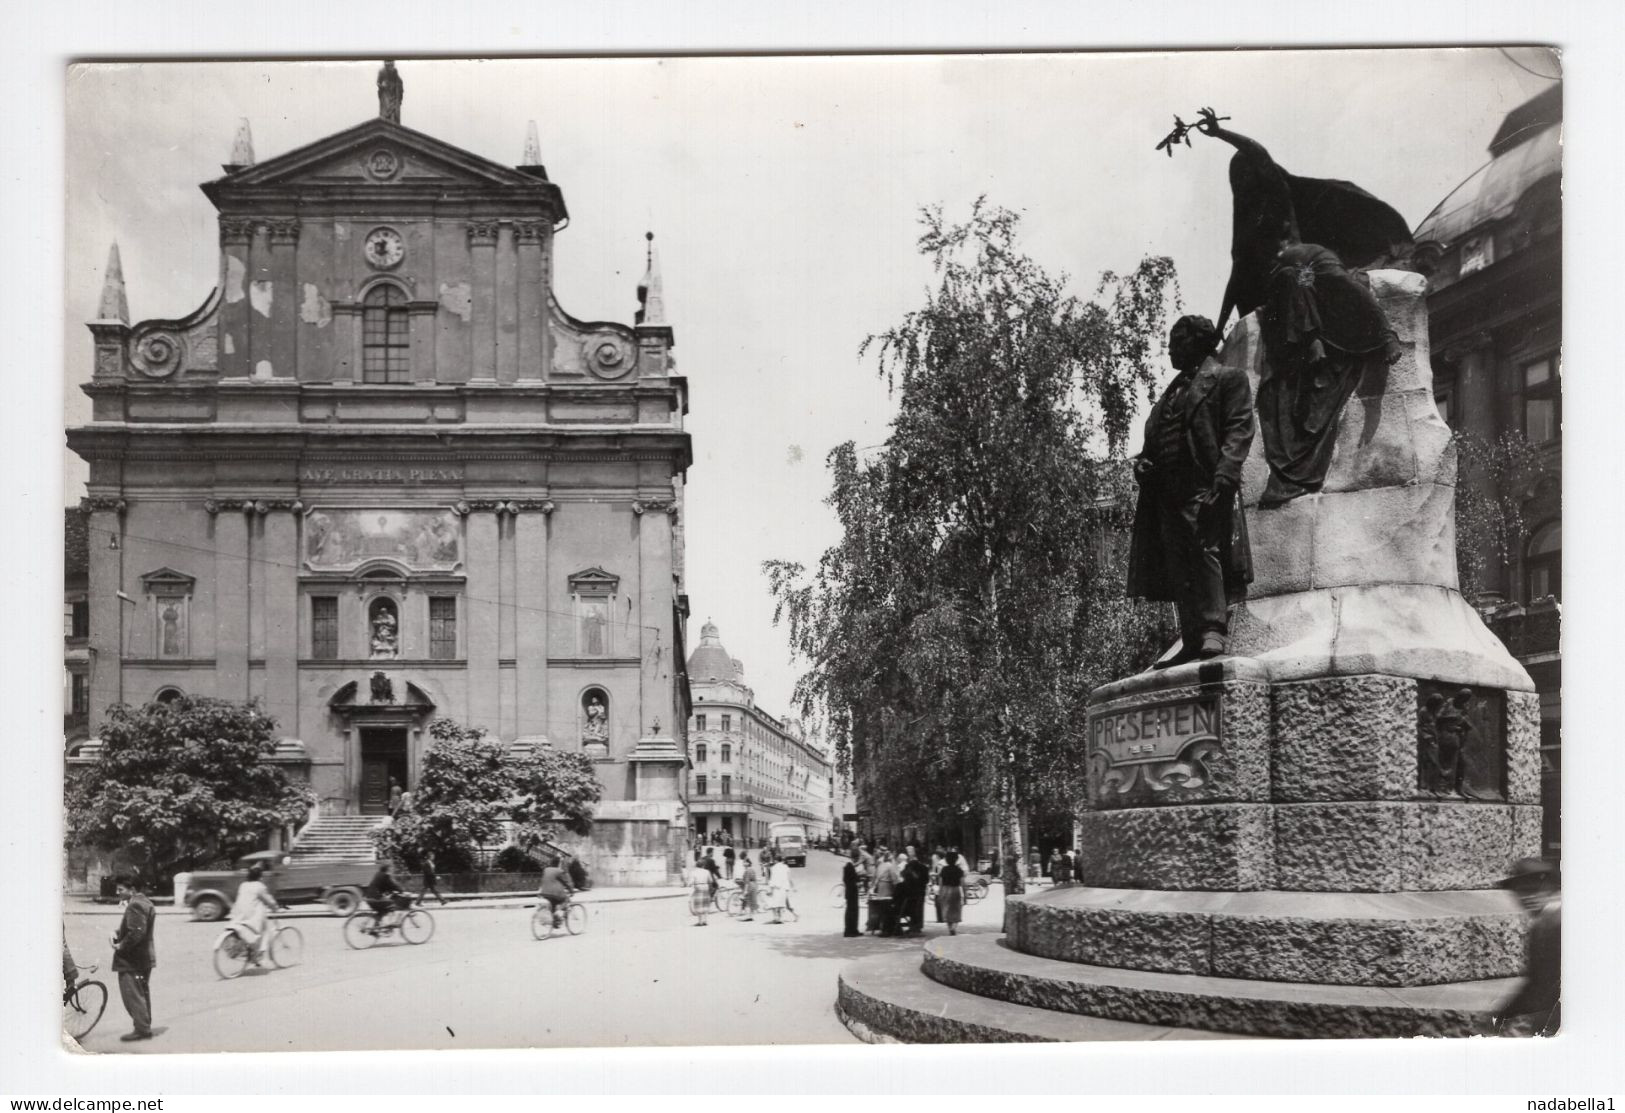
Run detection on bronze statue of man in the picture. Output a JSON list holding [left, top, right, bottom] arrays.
[[1126, 315, 1255, 665]]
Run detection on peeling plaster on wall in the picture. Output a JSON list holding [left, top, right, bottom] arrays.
[[439, 282, 473, 322], [301, 284, 332, 327], [255, 360, 274, 380], [250, 280, 274, 318], [223, 334, 235, 355], [224, 255, 247, 303]]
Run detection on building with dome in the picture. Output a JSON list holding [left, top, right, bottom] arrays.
[[684, 620, 833, 845], [65, 65, 694, 885], [1412, 83, 1561, 856]]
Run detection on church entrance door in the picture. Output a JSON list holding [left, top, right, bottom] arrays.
[[360, 728, 409, 815]]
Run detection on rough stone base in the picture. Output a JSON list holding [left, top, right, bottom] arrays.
[[922, 934, 1516, 1039], [1079, 802, 1532, 893], [1004, 886, 1526, 987]]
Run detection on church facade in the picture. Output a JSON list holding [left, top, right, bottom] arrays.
[[66, 72, 694, 883]]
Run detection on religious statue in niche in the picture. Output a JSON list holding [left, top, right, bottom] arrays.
[[160, 602, 182, 657], [581, 692, 609, 757], [1159, 108, 1412, 505], [370, 671, 395, 705], [580, 598, 609, 656], [370, 601, 399, 659]]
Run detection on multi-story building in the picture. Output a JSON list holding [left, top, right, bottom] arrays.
[[1412, 83, 1561, 856], [684, 621, 831, 845], [64, 64, 693, 883], [64, 508, 91, 749]]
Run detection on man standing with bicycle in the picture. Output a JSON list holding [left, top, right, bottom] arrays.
[[110, 874, 157, 1042]]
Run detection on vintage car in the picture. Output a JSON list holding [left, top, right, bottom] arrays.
[[176, 851, 377, 920]]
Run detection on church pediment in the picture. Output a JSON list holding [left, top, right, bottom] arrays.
[[202, 119, 566, 209]]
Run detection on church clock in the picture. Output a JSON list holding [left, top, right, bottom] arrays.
[[363, 227, 405, 270]]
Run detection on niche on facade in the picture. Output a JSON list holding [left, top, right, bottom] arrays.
[[367, 595, 401, 659], [140, 567, 195, 659], [568, 568, 620, 657], [580, 687, 610, 758]]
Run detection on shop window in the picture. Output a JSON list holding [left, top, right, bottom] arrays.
[[429, 596, 458, 660], [361, 285, 411, 383], [1525, 521, 1561, 602], [311, 596, 339, 659], [1523, 356, 1560, 445]]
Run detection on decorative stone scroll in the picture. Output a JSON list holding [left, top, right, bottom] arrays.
[[218, 217, 256, 245], [205, 498, 304, 515], [513, 221, 547, 244], [467, 221, 501, 246], [1088, 693, 1234, 800], [265, 218, 301, 245], [632, 499, 677, 517], [453, 499, 554, 517], [128, 328, 186, 379], [80, 496, 127, 514]]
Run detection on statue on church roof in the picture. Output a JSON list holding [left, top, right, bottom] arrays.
[[378, 61, 403, 124]]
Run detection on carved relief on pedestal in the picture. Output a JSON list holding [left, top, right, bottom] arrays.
[[1416, 682, 1507, 801]]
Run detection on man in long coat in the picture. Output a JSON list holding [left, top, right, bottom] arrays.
[[1126, 315, 1255, 665], [110, 874, 157, 1041]]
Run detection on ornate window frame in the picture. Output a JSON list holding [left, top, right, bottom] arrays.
[[140, 567, 195, 659], [568, 567, 620, 657]]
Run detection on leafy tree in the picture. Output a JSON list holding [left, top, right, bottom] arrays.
[[372, 717, 601, 872], [65, 696, 312, 887], [1451, 431, 1551, 602], [766, 201, 1178, 892]]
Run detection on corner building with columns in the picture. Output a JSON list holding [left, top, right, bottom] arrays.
[[66, 75, 694, 884]]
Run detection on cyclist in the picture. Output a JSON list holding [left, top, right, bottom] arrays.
[[538, 856, 576, 930], [365, 861, 410, 924], [62, 929, 77, 996], [227, 864, 281, 964]]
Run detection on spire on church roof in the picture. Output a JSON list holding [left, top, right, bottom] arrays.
[[226, 118, 255, 170], [97, 242, 129, 325], [523, 120, 542, 166], [635, 231, 666, 327]]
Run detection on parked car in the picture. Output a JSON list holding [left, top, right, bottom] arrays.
[[177, 851, 376, 921]]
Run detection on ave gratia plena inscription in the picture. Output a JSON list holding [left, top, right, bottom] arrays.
[[301, 466, 464, 484], [1089, 696, 1222, 767]]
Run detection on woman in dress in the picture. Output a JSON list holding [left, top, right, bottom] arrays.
[[737, 854, 759, 922], [227, 864, 280, 962], [870, 853, 900, 936], [766, 853, 795, 925], [938, 851, 966, 936], [688, 856, 715, 927]]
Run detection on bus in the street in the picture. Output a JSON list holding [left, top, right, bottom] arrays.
[[767, 822, 808, 867]]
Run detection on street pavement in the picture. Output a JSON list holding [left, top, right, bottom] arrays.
[[63, 850, 1009, 1053]]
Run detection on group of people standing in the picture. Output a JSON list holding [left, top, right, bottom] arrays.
[[687, 846, 795, 926], [842, 844, 967, 939]]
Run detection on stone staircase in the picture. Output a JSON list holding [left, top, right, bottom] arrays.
[[287, 815, 385, 864]]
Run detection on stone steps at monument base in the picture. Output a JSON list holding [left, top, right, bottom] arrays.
[[836, 944, 1248, 1044], [922, 934, 1518, 1039]]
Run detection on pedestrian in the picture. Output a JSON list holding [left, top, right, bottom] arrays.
[[766, 854, 795, 924], [688, 856, 715, 927], [938, 851, 966, 935], [1052, 848, 1071, 887], [1493, 858, 1561, 1036], [737, 854, 759, 922], [902, 846, 931, 936], [723, 844, 736, 880], [420, 851, 447, 906], [388, 778, 404, 818], [701, 848, 721, 889], [842, 846, 862, 938], [109, 873, 157, 1041], [930, 848, 947, 922], [870, 852, 900, 936]]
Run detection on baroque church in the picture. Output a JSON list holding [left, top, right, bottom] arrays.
[[66, 64, 694, 884]]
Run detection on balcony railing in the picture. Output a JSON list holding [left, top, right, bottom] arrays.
[[1486, 598, 1561, 659]]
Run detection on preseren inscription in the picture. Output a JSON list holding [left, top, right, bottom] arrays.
[[1089, 695, 1221, 766]]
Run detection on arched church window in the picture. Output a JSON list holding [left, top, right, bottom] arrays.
[[362, 285, 411, 383], [154, 687, 184, 705], [368, 596, 400, 659], [1525, 521, 1561, 602], [581, 688, 609, 758]]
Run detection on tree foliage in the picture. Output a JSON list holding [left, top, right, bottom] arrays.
[[765, 200, 1178, 890], [1452, 431, 1551, 601], [65, 696, 313, 886], [372, 717, 602, 872]]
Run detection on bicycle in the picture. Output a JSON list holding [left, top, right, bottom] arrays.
[[213, 918, 304, 979], [530, 897, 586, 939], [830, 878, 870, 908], [343, 894, 435, 949], [62, 962, 108, 1042]]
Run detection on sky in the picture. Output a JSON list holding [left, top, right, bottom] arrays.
[[62, 50, 1556, 723]]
